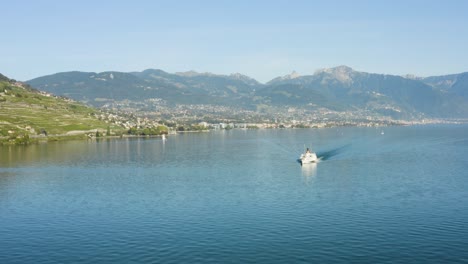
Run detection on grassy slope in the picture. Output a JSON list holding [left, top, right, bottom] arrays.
[[0, 81, 121, 137]]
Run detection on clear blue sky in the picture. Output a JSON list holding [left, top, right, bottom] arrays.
[[2, 0, 468, 82]]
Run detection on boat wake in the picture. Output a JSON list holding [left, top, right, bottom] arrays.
[[263, 139, 349, 164], [315, 144, 350, 161]]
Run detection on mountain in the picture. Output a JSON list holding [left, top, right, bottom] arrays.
[[266, 71, 301, 84], [134, 69, 260, 100], [27, 71, 161, 105], [0, 74, 122, 142], [26, 66, 468, 119], [28, 69, 262, 107], [450, 73, 468, 99], [422, 72, 468, 99], [259, 66, 468, 117]]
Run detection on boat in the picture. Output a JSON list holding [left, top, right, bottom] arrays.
[[300, 148, 318, 164], [162, 134, 167, 141]]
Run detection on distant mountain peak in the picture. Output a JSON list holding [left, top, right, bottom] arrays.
[[285, 71, 301, 79], [403, 74, 422, 80], [265, 71, 301, 85], [315, 65, 354, 74], [229, 73, 260, 84], [229, 72, 250, 79], [141, 69, 168, 74], [175, 70, 215, 77], [279, 71, 301, 80], [315, 65, 354, 83]]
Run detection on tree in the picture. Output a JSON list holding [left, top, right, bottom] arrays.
[[155, 125, 168, 135], [142, 128, 151, 136], [128, 127, 138, 135]]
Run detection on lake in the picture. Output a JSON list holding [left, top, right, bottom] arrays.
[[1, 125, 468, 263]]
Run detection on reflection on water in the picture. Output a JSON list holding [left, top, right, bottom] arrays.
[[301, 162, 317, 178], [0, 138, 169, 168]]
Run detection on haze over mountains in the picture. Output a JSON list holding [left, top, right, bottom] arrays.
[[27, 66, 468, 119]]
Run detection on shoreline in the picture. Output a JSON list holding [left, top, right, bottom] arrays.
[[2, 122, 467, 146]]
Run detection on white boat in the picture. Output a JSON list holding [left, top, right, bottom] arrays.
[[300, 148, 318, 164], [162, 134, 167, 141]]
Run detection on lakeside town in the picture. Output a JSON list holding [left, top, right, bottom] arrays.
[[98, 100, 467, 133]]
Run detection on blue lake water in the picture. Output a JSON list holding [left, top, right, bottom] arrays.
[[1, 125, 468, 263]]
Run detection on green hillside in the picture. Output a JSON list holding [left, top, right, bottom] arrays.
[[0, 79, 123, 144]]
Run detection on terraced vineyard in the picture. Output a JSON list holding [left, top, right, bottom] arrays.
[[0, 80, 122, 142]]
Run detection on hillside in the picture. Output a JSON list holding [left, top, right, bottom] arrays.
[[0, 73, 10, 82], [26, 66, 468, 120], [0, 76, 123, 143], [422, 72, 468, 99]]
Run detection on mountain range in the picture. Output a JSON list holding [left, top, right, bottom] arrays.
[[27, 66, 468, 119]]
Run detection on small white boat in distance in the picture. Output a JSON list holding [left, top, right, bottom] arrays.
[[300, 148, 318, 164], [162, 134, 167, 141]]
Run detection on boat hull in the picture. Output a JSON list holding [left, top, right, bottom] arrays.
[[300, 152, 318, 164]]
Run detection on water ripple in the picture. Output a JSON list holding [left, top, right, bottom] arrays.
[[1, 126, 468, 263]]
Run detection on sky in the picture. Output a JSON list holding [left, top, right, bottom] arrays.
[[2, 0, 468, 83]]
